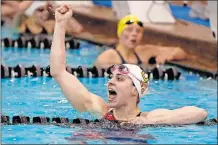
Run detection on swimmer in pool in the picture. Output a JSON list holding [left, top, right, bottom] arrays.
[[94, 14, 187, 69], [19, 1, 83, 35], [50, 4, 208, 125]]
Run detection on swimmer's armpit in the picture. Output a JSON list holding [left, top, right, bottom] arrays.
[[84, 92, 110, 118]]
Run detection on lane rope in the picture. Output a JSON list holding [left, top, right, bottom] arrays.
[[1, 64, 181, 80], [1, 35, 80, 49], [1, 115, 217, 130]]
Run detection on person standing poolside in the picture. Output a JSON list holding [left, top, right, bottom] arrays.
[[95, 14, 188, 69], [50, 4, 208, 125]]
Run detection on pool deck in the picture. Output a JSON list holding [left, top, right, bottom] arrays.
[[71, 5, 217, 75]]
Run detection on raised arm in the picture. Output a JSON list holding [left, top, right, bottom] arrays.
[[2, 1, 33, 18], [50, 4, 109, 116], [1, 1, 19, 17], [18, 1, 34, 13]]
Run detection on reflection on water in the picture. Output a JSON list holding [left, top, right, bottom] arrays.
[[65, 128, 155, 144]]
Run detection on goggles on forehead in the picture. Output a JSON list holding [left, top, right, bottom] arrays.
[[125, 20, 144, 27], [109, 64, 143, 83], [36, 7, 47, 12]]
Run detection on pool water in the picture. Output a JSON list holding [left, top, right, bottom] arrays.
[[2, 76, 217, 144], [2, 41, 106, 67], [1, 42, 217, 144]]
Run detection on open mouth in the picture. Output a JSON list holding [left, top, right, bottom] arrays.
[[130, 39, 137, 43], [108, 88, 117, 102]]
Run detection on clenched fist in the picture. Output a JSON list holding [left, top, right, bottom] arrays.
[[55, 4, 73, 24]]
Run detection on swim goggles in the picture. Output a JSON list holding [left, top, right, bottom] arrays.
[[36, 7, 47, 12], [125, 20, 144, 27], [109, 64, 142, 83]]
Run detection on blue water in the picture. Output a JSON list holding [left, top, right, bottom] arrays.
[[2, 76, 217, 144], [1, 32, 217, 144], [1, 41, 105, 67]]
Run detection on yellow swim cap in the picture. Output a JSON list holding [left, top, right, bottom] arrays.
[[117, 14, 143, 37]]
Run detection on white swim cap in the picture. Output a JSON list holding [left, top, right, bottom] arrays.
[[25, 1, 47, 16], [123, 64, 149, 98]]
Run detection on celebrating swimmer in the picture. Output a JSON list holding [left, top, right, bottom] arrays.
[[50, 4, 208, 125]]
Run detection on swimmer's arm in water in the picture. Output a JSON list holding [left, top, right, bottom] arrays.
[[50, 4, 109, 116], [129, 106, 208, 125], [155, 46, 187, 64], [155, 46, 188, 64], [138, 45, 188, 64]]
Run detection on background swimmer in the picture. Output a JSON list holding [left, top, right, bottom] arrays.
[[95, 14, 188, 68], [19, 1, 83, 35]]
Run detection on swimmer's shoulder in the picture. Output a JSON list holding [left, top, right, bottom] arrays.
[[140, 112, 149, 117], [102, 48, 118, 55], [43, 20, 55, 35], [135, 45, 159, 64], [97, 48, 120, 61], [95, 48, 121, 68]]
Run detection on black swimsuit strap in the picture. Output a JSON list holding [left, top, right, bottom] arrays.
[[25, 26, 48, 34], [110, 109, 114, 114], [111, 110, 142, 117], [114, 49, 126, 64], [136, 112, 142, 117], [1, 20, 5, 26], [25, 27, 31, 34], [41, 27, 48, 34], [134, 52, 143, 65], [113, 49, 142, 65]]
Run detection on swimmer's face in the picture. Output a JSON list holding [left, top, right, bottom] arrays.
[[119, 24, 144, 50], [34, 6, 49, 21], [107, 71, 138, 108]]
